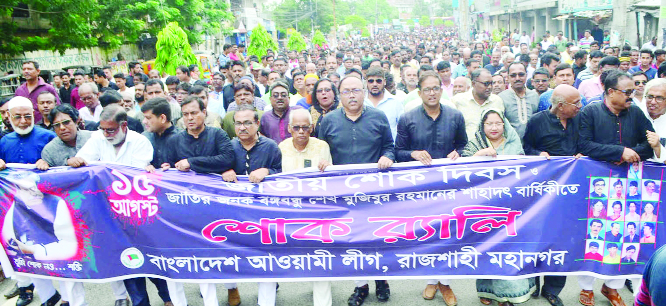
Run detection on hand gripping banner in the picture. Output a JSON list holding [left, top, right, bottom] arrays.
[[0, 157, 663, 282]]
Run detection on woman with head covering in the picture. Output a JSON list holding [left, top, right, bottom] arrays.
[[466, 109, 532, 306], [462, 108, 524, 157], [309, 78, 339, 137]]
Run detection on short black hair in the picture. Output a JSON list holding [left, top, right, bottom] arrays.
[[165, 76, 180, 86], [436, 61, 451, 71], [659, 62, 666, 78], [470, 68, 490, 82], [655, 49, 666, 56], [626, 245, 636, 252], [589, 51, 605, 59], [627, 222, 637, 228], [589, 219, 603, 227], [176, 82, 191, 92], [553, 63, 573, 76], [593, 178, 606, 186], [234, 103, 259, 122], [48, 103, 79, 125], [603, 70, 631, 95], [176, 65, 190, 74], [643, 222, 654, 231], [145, 78, 165, 89], [94, 70, 106, 78], [113, 73, 124, 79], [574, 50, 588, 60], [188, 85, 207, 95], [640, 49, 654, 58], [141, 97, 172, 122], [99, 90, 123, 107], [540, 53, 560, 67], [532, 67, 550, 78], [180, 95, 205, 111], [599, 56, 620, 68]]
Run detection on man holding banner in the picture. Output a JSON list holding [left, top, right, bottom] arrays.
[[578, 70, 654, 306], [317, 75, 395, 306]]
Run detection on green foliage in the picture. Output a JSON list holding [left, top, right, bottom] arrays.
[[443, 20, 455, 27], [312, 30, 327, 48], [154, 22, 198, 76], [361, 28, 370, 38], [433, 18, 444, 26], [0, 0, 233, 56], [405, 19, 415, 26], [287, 31, 306, 52], [248, 24, 278, 63], [420, 15, 431, 26], [344, 15, 367, 29]]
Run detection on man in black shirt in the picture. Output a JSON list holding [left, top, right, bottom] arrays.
[[578, 70, 654, 163], [318, 75, 394, 305], [141, 98, 178, 172], [164, 95, 240, 306], [58, 71, 75, 105], [89, 90, 144, 133], [572, 50, 588, 79], [523, 84, 583, 159], [577, 70, 651, 306]]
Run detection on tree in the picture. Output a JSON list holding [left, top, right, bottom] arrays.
[[0, 0, 234, 56], [154, 22, 198, 76], [344, 15, 367, 29], [433, 18, 444, 27], [287, 30, 306, 52], [312, 30, 327, 48], [420, 15, 431, 27], [0, 0, 98, 56], [248, 24, 278, 63]]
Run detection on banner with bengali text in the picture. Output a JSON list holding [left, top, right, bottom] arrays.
[[0, 157, 664, 282]]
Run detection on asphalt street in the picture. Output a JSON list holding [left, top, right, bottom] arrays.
[[0, 277, 637, 306]]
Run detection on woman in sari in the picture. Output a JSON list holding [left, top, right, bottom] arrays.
[[463, 109, 534, 306], [607, 201, 624, 221], [588, 200, 607, 219]]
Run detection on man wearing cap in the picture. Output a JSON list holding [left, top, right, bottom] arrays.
[[0, 96, 58, 306]]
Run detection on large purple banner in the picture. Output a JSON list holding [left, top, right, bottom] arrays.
[[0, 157, 663, 282]]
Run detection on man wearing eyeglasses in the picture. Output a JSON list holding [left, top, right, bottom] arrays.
[[577, 70, 654, 306], [318, 75, 395, 306], [364, 67, 403, 140], [639, 78, 666, 163], [452, 68, 504, 140], [39, 104, 93, 169], [260, 82, 303, 144], [77, 82, 104, 122], [498, 62, 539, 138], [579, 57, 620, 100]]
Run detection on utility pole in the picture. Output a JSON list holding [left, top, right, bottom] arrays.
[[658, 0, 666, 48], [460, 0, 470, 41], [610, 0, 627, 46]]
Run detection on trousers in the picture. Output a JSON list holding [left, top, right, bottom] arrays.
[[577, 276, 625, 291]]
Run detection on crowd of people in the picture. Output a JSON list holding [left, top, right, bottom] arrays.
[[0, 26, 666, 306]]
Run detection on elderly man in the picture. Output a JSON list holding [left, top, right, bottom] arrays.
[[14, 61, 61, 123], [39, 104, 93, 169], [278, 108, 331, 305], [71, 105, 169, 306], [523, 85, 585, 306], [77, 82, 103, 122], [452, 48, 471, 78], [318, 75, 395, 305], [639, 78, 666, 162], [86, 90, 144, 133], [578, 70, 654, 306], [36, 91, 57, 129], [454, 68, 505, 139], [365, 67, 403, 140], [0, 96, 58, 306], [452, 76, 471, 97], [499, 63, 540, 137], [260, 82, 302, 144]]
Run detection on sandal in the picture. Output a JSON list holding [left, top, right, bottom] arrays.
[[480, 297, 492, 305], [347, 285, 369, 306], [579, 290, 595, 306], [542, 291, 564, 306], [375, 280, 390, 302]]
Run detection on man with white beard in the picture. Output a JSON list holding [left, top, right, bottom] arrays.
[[0, 96, 59, 306], [70, 105, 169, 306]]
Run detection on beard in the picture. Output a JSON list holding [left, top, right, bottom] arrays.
[[107, 128, 126, 146], [135, 95, 144, 103], [11, 121, 34, 135]]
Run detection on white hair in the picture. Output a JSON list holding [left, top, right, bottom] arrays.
[[79, 82, 99, 94], [288, 108, 313, 125], [501, 52, 515, 63], [644, 78, 666, 100]]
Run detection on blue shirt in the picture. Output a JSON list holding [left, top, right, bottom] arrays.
[[628, 66, 658, 80], [0, 127, 56, 164], [538, 90, 590, 112], [452, 63, 468, 79], [230, 136, 282, 175]]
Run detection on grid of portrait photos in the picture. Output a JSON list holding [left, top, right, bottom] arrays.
[[584, 162, 659, 265]]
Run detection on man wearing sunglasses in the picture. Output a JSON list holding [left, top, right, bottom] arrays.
[[453, 68, 504, 139], [279, 107, 331, 173], [632, 72, 648, 104], [39, 104, 93, 169], [364, 67, 403, 141], [577, 70, 654, 306], [260, 82, 303, 144], [498, 62, 540, 138]]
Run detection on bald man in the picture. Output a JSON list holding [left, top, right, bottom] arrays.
[[522, 84, 585, 305], [452, 48, 472, 78], [305, 63, 317, 75], [452, 77, 470, 97]]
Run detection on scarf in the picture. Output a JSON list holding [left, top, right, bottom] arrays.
[[462, 108, 524, 157]]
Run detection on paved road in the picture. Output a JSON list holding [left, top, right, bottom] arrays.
[[0, 277, 637, 306]]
